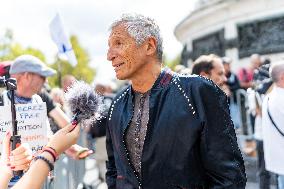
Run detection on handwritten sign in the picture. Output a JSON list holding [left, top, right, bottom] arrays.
[[0, 103, 48, 153]]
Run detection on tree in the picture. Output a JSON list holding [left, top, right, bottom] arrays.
[[0, 30, 95, 88], [48, 35, 95, 87], [164, 55, 181, 70]]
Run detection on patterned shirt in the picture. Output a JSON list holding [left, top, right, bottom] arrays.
[[125, 91, 150, 178]]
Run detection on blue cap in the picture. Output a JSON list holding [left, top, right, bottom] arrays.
[[9, 55, 56, 77]]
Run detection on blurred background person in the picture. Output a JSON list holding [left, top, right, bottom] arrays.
[[238, 54, 262, 90], [240, 54, 263, 159], [192, 54, 228, 93], [61, 75, 76, 92], [50, 87, 65, 109], [222, 57, 241, 129], [262, 61, 284, 189], [252, 59, 273, 189], [0, 61, 12, 101]]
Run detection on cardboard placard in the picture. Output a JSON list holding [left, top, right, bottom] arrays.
[[0, 103, 48, 154]]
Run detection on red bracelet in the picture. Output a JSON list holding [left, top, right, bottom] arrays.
[[42, 147, 58, 162], [47, 146, 58, 157], [42, 149, 56, 162]]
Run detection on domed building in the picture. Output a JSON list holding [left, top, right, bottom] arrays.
[[175, 0, 284, 69]]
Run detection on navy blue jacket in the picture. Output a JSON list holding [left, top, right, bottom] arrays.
[[106, 69, 246, 189]]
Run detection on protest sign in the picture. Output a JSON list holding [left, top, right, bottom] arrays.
[[0, 103, 48, 153]]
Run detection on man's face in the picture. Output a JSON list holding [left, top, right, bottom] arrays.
[[63, 78, 76, 92], [28, 73, 46, 94], [107, 25, 146, 80], [209, 59, 227, 87], [223, 63, 230, 76], [251, 56, 261, 69]]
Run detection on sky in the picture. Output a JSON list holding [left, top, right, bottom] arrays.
[[0, 0, 198, 81]]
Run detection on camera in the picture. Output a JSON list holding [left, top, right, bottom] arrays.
[[0, 76, 17, 90]]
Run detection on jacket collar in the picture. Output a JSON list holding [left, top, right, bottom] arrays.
[[128, 68, 174, 96], [152, 67, 173, 90]]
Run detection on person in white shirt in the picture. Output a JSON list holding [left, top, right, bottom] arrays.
[[262, 61, 284, 189]]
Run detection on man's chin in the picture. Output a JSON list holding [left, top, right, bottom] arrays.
[[116, 74, 127, 80], [116, 77, 126, 80]]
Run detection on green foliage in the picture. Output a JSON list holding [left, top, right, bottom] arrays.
[[0, 29, 95, 88], [0, 29, 45, 62], [164, 55, 181, 70], [48, 35, 95, 87]]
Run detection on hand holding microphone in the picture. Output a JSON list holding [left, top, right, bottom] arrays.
[[47, 124, 80, 155]]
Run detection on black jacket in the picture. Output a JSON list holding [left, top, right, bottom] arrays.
[[106, 69, 246, 189]]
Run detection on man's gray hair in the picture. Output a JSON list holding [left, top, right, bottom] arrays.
[[270, 61, 284, 83], [110, 14, 163, 61]]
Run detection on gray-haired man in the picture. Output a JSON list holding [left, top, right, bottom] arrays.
[[105, 14, 246, 189]]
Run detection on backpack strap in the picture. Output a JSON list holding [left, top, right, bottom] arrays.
[[267, 97, 284, 137]]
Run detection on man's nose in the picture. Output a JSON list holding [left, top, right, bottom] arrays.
[[222, 75, 227, 83], [107, 48, 116, 61]]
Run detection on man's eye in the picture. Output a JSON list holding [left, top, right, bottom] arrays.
[[116, 41, 122, 46]]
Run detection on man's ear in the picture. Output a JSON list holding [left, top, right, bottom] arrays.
[[145, 37, 157, 56], [200, 71, 210, 78]]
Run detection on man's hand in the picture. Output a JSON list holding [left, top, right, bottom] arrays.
[[64, 144, 93, 160]]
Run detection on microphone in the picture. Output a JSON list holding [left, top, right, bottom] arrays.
[[64, 81, 103, 126]]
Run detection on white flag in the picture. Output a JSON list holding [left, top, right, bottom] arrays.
[[49, 13, 78, 66]]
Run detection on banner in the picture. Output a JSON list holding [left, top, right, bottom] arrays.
[[0, 103, 48, 153]]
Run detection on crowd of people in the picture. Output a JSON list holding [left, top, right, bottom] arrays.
[[175, 51, 284, 189], [0, 13, 283, 189]]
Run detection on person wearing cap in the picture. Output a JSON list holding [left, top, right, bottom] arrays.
[[2, 55, 91, 187], [7, 55, 68, 128], [1, 55, 57, 188], [8, 54, 93, 148]]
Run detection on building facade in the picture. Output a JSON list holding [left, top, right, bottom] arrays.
[[175, 0, 284, 70]]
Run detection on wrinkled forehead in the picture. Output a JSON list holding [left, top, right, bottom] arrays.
[[108, 25, 135, 45], [109, 24, 128, 38]]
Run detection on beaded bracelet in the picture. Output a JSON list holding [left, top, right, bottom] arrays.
[[34, 155, 54, 171]]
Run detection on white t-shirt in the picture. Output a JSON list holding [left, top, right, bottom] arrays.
[[262, 86, 284, 175]]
